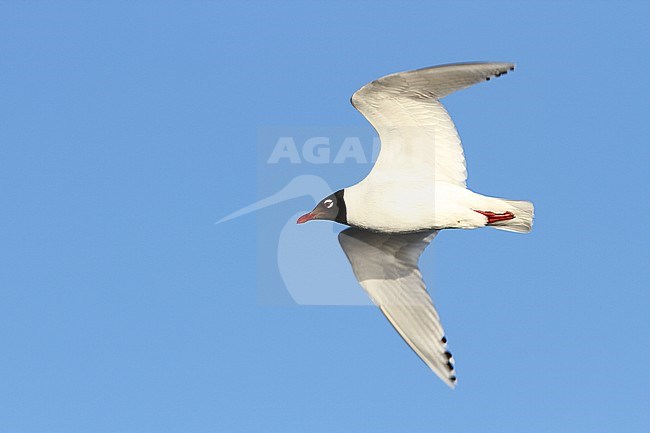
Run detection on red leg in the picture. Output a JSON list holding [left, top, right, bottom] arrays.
[[474, 210, 515, 224]]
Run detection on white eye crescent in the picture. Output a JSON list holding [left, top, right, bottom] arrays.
[[323, 199, 334, 209]]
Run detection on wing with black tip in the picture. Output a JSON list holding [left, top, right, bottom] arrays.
[[351, 62, 515, 187], [338, 227, 457, 388]]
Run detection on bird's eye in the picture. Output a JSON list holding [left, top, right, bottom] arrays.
[[323, 199, 334, 209]]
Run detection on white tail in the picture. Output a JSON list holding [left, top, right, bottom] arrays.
[[491, 199, 534, 233]]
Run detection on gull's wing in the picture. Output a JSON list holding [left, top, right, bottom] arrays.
[[338, 227, 457, 388], [351, 62, 515, 187]]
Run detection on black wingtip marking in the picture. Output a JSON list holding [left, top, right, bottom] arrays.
[[441, 336, 447, 344], [444, 351, 452, 359], [446, 361, 454, 370], [488, 67, 514, 81], [450, 375, 457, 382]]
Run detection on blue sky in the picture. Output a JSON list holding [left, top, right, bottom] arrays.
[[1, 1, 649, 432]]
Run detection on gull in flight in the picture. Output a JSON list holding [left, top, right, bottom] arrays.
[[297, 62, 534, 388]]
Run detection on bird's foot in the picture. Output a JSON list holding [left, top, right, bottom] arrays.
[[474, 210, 515, 224]]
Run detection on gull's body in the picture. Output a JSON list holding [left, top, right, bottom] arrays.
[[297, 62, 534, 388], [345, 180, 532, 233]]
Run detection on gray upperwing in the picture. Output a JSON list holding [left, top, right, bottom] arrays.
[[338, 227, 457, 388]]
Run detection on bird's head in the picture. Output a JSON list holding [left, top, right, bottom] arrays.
[[297, 189, 347, 225]]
